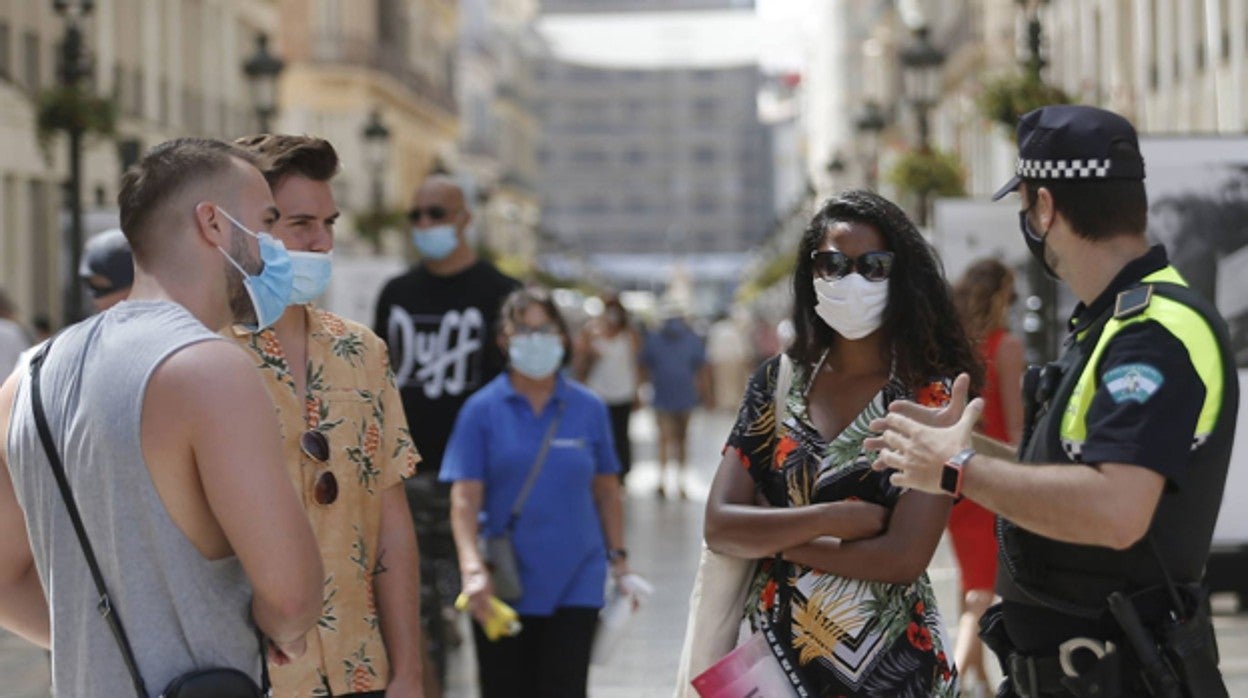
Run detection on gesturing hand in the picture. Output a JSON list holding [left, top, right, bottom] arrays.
[[864, 373, 984, 495]]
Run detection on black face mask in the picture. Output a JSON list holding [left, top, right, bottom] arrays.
[[1019, 207, 1058, 280]]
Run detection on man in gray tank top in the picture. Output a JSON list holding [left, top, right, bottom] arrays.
[[0, 137, 325, 697]]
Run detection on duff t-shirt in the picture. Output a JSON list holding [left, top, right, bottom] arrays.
[[373, 261, 521, 475]]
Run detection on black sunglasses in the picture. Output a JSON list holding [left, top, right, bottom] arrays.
[[810, 250, 894, 282], [300, 430, 338, 506], [407, 206, 453, 224]]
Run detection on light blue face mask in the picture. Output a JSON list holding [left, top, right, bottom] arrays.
[[508, 332, 565, 379], [287, 250, 333, 304], [217, 208, 293, 331], [411, 224, 459, 260]]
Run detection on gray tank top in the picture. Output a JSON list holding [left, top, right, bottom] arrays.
[[5, 301, 261, 697]]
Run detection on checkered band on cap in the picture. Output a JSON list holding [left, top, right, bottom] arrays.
[[1015, 158, 1112, 180]]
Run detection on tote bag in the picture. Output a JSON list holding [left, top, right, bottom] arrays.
[[673, 355, 794, 697]]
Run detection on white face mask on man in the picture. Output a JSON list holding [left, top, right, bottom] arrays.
[[813, 273, 889, 340]]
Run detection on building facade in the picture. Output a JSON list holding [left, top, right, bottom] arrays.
[[0, 0, 276, 328], [537, 61, 773, 259], [457, 0, 543, 272], [274, 0, 460, 254]]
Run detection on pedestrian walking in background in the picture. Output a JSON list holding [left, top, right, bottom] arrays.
[[235, 134, 425, 697], [869, 105, 1238, 696], [79, 228, 134, 313], [374, 174, 521, 696], [706, 308, 752, 412], [703, 190, 980, 695], [948, 257, 1025, 696], [640, 300, 709, 499], [573, 293, 641, 482], [0, 137, 323, 696], [442, 287, 629, 698]]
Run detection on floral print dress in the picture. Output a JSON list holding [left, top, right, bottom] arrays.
[[724, 356, 958, 697]]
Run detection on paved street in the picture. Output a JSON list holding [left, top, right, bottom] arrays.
[[3, 407, 1247, 696]]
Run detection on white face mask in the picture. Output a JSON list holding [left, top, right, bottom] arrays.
[[813, 273, 889, 340]]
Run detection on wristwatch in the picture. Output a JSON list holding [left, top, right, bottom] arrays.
[[607, 548, 628, 563], [940, 447, 975, 498]]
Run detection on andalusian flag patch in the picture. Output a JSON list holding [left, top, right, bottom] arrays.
[[1104, 363, 1164, 404]]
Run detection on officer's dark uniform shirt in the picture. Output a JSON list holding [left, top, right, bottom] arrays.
[[1003, 245, 1208, 652]]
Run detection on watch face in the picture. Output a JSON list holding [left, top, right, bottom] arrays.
[[940, 463, 960, 494]]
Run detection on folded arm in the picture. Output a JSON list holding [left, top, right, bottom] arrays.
[[703, 447, 888, 559]]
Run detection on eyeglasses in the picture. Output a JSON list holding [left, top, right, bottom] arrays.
[[407, 206, 453, 224], [300, 430, 338, 506], [810, 250, 894, 282]]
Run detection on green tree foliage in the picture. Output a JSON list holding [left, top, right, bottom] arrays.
[[978, 72, 1072, 134], [885, 148, 967, 200]]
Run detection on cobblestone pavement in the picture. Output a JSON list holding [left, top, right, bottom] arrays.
[[3, 407, 1247, 696]]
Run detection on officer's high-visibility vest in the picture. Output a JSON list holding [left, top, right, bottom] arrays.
[[997, 264, 1238, 618], [1058, 267, 1227, 460]]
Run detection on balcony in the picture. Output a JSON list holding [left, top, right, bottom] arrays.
[[311, 34, 458, 115]]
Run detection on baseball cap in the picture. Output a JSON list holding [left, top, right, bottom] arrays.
[[992, 105, 1146, 201], [79, 229, 134, 297]]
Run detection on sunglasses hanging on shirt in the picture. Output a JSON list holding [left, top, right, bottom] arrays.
[[300, 430, 338, 506]]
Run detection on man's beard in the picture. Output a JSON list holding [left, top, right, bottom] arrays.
[[225, 225, 261, 326]]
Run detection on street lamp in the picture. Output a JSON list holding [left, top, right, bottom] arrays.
[[1016, 0, 1050, 80], [243, 32, 284, 133], [853, 100, 887, 189], [360, 109, 391, 253], [1014, 0, 1059, 361], [53, 0, 95, 324], [900, 26, 946, 226], [900, 26, 945, 151]]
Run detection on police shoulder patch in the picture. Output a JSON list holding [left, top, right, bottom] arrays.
[[1103, 363, 1164, 404]]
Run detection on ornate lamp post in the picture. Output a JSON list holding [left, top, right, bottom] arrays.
[[1016, 0, 1059, 362], [853, 100, 887, 190], [53, 0, 95, 324], [900, 27, 946, 226], [360, 109, 391, 253], [242, 32, 284, 133]]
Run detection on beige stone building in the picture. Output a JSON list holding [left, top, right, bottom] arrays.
[[813, 0, 1248, 202], [273, 0, 460, 254], [0, 0, 277, 328], [457, 0, 542, 273]]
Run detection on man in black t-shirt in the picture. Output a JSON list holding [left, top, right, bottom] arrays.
[[374, 175, 519, 694]]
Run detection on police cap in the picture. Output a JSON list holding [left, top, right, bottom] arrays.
[[992, 105, 1146, 201]]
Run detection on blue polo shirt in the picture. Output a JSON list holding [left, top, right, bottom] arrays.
[[439, 372, 621, 616]]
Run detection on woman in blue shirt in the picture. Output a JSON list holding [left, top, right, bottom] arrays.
[[441, 287, 629, 698]]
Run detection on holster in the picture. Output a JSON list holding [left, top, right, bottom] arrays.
[[1155, 585, 1228, 698]]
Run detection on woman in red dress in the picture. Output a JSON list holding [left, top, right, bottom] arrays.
[[950, 259, 1025, 695]]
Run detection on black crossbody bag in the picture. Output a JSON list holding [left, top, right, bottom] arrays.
[[28, 340, 269, 698]]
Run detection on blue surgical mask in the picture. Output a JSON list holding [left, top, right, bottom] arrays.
[[508, 332, 565, 379], [287, 250, 333, 304], [412, 224, 459, 260], [217, 208, 293, 331]]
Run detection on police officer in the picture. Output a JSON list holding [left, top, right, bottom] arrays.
[[866, 105, 1238, 697]]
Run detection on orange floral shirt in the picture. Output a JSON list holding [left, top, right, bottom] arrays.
[[231, 306, 419, 697]]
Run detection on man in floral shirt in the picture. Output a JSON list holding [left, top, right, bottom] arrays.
[[234, 134, 424, 697]]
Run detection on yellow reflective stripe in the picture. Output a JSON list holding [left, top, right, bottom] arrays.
[[1060, 268, 1224, 449]]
